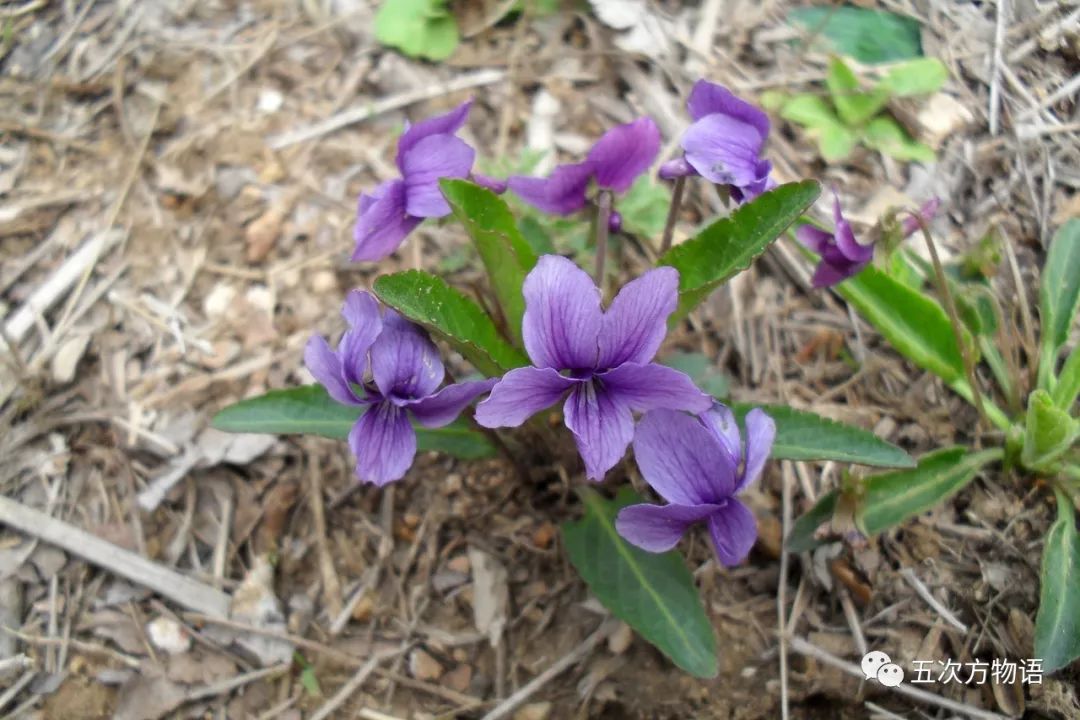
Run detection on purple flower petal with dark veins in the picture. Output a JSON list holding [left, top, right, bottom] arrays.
[[507, 162, 595, 216], [400, 134, 475, 218], [353, 180, 423, 262], [797, 194, 875, 288], [474, 366, 579, 428], [395, 99, 473, 169], [563, 380, 634, 481], [616, 502, 725, 553], [476, 255, 708, 480], [682, 113, 767, 188], [586, 117, 661, 193], [306, 290, 496, 486], [686, 80, 770, 139], [616, 403, 774, 566], [349, 401, 416, 486], [521, 255, 602, 370]]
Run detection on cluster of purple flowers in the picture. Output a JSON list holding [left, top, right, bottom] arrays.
[[312, 77, 933, 567]]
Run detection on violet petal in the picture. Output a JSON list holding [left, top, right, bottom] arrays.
[[597, 266, 679, 368], [370, 310, 444, 400], [395, 99, 473, 168], [338, 290, 383, 387], [401, 134, 476, 218], [586, 117, 661, 193], [706, 498, 757, 567], [736, 408, 775, 493], [507, 162, 594, 216], [632, 409, 738, 505], [352, 179, 422, 262], [349, 401, 417, 486], [600, 362, 712, 414], [304, 335, 362, 406], [521, 255, 603, 370], [686, 80, 771, 139], [681, 114, 766, 188], [474, 366, 578, 428], [563, 380, 634, 481], [407, 379, 498, 429], [616, 502, 724, 553]]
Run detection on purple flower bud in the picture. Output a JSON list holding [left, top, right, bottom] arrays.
[[353, 100, 478, 263], [305, 290, 495, 485], [615, 403, 775, 566], [796, 193, 874, 288], [475, 256, 711, 481], [507, 118, 661, 216], [900, 197, 941, 238], [607, 210, 623, 234]]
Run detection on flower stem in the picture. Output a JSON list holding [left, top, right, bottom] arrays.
[[659, 175, 685, 255], [913, 213, 993, 435], [594, 190, 612, 288]]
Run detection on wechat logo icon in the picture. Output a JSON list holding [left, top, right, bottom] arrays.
[[862, 651, 905, 687]]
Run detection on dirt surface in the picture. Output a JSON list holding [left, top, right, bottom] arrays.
[[1, 0, 1078, 718]]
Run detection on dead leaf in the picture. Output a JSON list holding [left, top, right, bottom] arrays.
[[226, 555, 294, 666], [467, 546, 509, 648], [113, 671, 186, 720], [51, 333, 92, 384], [409, 648, 444, 681]]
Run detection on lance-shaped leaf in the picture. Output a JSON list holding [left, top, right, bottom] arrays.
[[211, 385, 496, 459], [786, 447, 1001, 552], [826, 57, 890, 126], [837, 264, 972, 384], [1034, 495, 1080, 673], [1022, 390, 1079, 473], [660, 181, 820, 321], [441, 179, 538, 345], [374, 270, 529, 377], [563, 487, 717, 678], [732, 404, 914, 468], [1038, 219, 1080, 388], [1052, 345, 1080, 410]]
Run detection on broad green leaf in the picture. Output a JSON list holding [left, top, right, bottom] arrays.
[[836, 263, 970, 384], [659, 181, 821, 321], [786, 447, 1001, 552], [863, 116, 935, 163], [211, 385, 497, 459], [374, 270, 529, 376], [780, 94, 842, 129], [441, 179, 537, 345], [732, 404, 915, 468], [659, 352, 730, 399], [374, 0, 459, 60], [1052, 345, 1080, 410], [1022, 390, 1079, 472], [564, 487, 717, 677], [1038, 219, 1080, 388], [1034, 496, 1080, 673], [618, 175, 670, 239], [881, 57, 948, 97], [818, 123, 859, 162], [826, 57, 890, 126], [788, 6, 923, 64]]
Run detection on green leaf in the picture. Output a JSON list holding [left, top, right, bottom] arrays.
[[659, 352, 730, 399], [1052, 345, 1080, 410], [563, 487, 717, 678], [787, 448, 1001, 552], [788, 6, 923, 64], [374, 270, 529, 376], [732, 404, 915, 468], [211, 385, 497, 459], [618, 175, 671, 239], [818, 123, 859, 162], [1038, 219, 1080, 387], [780, 94, 842, 129], [826, 57, 890, 126], [863, 116, 935, 163], [1022, 390, 1079, 473], [880, 57, 948, 96], [441, 179, 538, 345], [374, 0, 459, 60], [1034, 496, 1080, 673], [659, 181, 821, 321], [836, 263, 970, 384]]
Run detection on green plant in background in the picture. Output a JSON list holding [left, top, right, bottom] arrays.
[[769, 56, 946, 163], [787, 5, 924, 64], [374, 0, 460, 61], [789, 218, 1080, 671]]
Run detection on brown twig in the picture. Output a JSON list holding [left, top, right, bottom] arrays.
[[659, 175, 685, 255]]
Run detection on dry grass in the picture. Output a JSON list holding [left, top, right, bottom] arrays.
[[0, 0, 1077, 718]]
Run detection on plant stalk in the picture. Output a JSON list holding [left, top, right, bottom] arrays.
[[594, 190, 612, 289], [659, 176, 686, 255], [914, 216, 993, 435]]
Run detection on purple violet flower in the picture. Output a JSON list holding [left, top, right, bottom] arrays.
[[796, 193, 874, 288], [658, 80, 774, 203], [474, 255, 713, 481], [900, 197, 941, 237], [353, 99, 504, 263], [305, 290, 496, 486], [616, 403, 775, 566], [507, 118, 661, 216]]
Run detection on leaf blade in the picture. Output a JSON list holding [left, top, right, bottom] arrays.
[[440, 179, 538, 345], [563, 487, 717, 678], [1038, 219, 1080, 386], [373, 270, 529, 376], [211, 385, 496, 459], [659, 181, 821, 321], [1034, 497, 1080, 673]]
